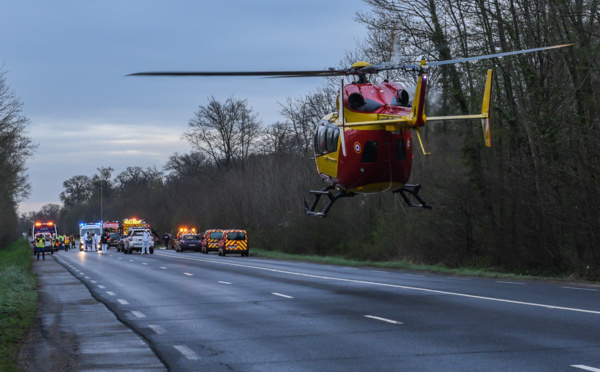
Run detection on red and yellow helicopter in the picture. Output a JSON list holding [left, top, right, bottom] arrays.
[[129, 44, 571, 217]]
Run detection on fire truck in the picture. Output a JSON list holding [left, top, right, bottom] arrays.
[[122, 218, 150, 235]]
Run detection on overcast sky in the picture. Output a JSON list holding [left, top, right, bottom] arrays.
[[1, 0, 370, 214]]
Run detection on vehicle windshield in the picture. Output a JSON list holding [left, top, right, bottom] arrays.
[[183, 235, 200, 240], [227, 232, 246, 240], [81, 227, 101, 236], [209, 232, 222, 239]]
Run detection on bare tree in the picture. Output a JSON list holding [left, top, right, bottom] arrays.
[[184, 96, 261, 169]]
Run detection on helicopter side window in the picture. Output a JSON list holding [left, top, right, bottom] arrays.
[[395, 139, 406, 160], [361, 141, 378, 163], [326, 127, 339, 153], [317, 125, 327, 155]]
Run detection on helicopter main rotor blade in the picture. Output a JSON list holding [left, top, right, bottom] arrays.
[[128, 44, 573, 78], [128, 69, 352, 78], [426, 44, 573, 67]]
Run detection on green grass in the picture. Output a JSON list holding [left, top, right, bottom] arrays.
[[0, 239, 38, 372], [250, 248, 595, 283]]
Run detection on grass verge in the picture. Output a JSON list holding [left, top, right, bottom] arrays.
[[250, 248, 595, 283], [0, 239, 38, 372]]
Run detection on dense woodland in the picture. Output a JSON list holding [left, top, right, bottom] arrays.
[[19, 0, 600, 279]]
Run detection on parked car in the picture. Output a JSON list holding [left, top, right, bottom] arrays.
[[122, 228, 155, 254], [107, 232, 120, 248], [202, 229, 223, 254], [218, 229, 248, 257], [176, 234, 202, 252]]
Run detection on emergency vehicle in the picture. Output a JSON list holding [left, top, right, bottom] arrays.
[[32, 221, 58, 253], [218, 229, 249, 257], [102, 221, 119, 233], [202, 229, 223, 254], [122, 218, 150, 235], [79, 222, 102, 250]]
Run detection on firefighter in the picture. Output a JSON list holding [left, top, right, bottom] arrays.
[[64, 234, 70, 251], [35, 234, 45, 261]]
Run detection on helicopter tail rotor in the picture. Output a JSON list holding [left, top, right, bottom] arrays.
[[481, 69, 493, 147]]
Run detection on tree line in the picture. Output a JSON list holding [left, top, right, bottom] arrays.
[[24, 0, 600, 280], [0, 70, 36, 247]]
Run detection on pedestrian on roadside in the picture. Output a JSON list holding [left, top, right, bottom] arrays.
[[35, 234, 45, 261], [142, 229, 151, 254], [163, 232, 170, 249], [100, 229, 110, 255]]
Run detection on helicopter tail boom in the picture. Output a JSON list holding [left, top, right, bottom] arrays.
[[427, 69, 494, 147]]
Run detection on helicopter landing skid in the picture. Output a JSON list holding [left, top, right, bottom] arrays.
[[304, 187, 355, 217], [393, 184, 433, 209]]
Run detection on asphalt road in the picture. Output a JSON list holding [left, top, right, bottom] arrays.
[[54, 248, 600, 371]]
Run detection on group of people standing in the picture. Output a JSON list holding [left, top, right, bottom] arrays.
[[82, 230, 111, 255]]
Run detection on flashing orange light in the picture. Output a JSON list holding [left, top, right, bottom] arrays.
[[48, 222, 54, 226], [35, 222, 42, 227]]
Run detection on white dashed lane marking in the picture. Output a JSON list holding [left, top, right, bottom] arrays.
[[174, 345, 200, 360], [106, 291, 116, 296], [272, 293, 293, 299], [149, 325, 166, 334], [183, 273, 193, 276], [131, 311, 146, 318], [159, 267, 167, 270], [117, 299, 129, 305], [572, 365, 600, 372], [562, 287, 599, 292], [218, 281, 232, 285], [365, 315, 403, 325], [98, 285, 106, 289]]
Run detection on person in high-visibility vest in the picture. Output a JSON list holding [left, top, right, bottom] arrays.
[[64, 234, 70, 251], [36, 234, 45, 261]]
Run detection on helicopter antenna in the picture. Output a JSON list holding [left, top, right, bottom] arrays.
[[338, 78, 346, 157]]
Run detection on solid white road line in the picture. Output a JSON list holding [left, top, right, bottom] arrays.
[[117, 299, 129, 305], [155, 252, 600, 315], [562, 287, 599, 292], [496, 281, 525, 285], [106, 291, 116, 296], [149, 325, 166, 334], [131, 311, 146, 318], [365, 315, 403, 325], [173, 345, 200, 360], [218, 281, 232, 285], [572, 365, 600, 372], [272, 293, 293, 299]]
